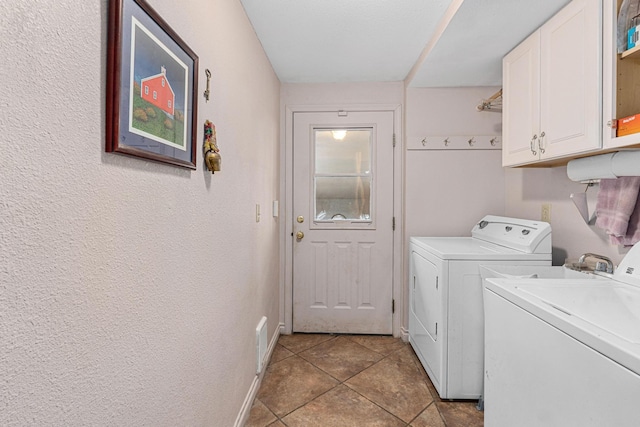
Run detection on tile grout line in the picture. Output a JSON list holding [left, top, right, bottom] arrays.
[[273, 339, 404, 425], [292, 347, 411, 426], [254, 335, 465, 427]]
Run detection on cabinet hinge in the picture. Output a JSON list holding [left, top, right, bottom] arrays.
[[436, 276, 439, 290], [392, 217, 396, 231], [435, 322, 438, 337], [392, 299, 395, 313], [393, 133, 396, 147]]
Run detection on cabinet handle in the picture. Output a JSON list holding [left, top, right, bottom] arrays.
[[538, 131, 546, 154], [530, 134, 538, 155]]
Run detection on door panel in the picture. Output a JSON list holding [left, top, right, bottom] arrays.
[[293, 111, 394, 334]]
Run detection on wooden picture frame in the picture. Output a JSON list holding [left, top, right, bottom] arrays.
[[106, 0, 198, 169]]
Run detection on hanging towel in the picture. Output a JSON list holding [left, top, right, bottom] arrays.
[[611, 193, 640, 246], [595, 177, 640, 243]]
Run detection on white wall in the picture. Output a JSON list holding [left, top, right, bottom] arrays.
[[405, 87, 506, 238], [0, 1, 280, 425], [281, 82, 404, 106], [505, 167, 632, 266]]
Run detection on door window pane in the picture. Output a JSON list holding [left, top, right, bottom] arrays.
[[315, 177, 371, 220], [313, 128, 373, 221], [315, 129, 371, 174]]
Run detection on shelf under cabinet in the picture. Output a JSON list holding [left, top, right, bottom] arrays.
[[621, 45, 640, 59]]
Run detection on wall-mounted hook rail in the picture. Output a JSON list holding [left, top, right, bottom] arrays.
[[407, 135, 502, 151]]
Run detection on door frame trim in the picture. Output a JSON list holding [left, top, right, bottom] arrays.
[[281, 104, 404, 336]]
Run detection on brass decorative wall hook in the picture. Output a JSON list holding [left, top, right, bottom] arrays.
[[203, 120, 221, 173], [204, 69, 212, 102]]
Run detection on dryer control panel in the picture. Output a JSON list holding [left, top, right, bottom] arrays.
[[471, 215, 551, 254]]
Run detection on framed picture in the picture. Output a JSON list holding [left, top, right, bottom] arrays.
[[106, 0, 198, 169]]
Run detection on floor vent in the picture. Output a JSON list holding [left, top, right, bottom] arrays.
[[256, 316, 268, 374]]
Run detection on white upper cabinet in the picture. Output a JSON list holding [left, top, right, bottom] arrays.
[[602, 0, 640, 149], [503, 32, 541, 166], [503, 0, 602, 167]]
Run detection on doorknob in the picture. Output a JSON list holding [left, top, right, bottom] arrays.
[[296, 231, 304, 240]]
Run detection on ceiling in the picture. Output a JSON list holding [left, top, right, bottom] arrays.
[[240, 0, 571, 87]]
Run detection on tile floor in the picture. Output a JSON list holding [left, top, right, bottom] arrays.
[[245, 334, 484, 427]]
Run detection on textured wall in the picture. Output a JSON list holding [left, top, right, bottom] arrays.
[[0, 0, 280, 425]]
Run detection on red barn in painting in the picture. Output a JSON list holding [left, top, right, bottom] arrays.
[[140, 66, 175, 116]]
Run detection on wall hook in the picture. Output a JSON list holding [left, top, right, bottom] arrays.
[[421, 137, 427, 146], [468, 137, 475, 147], [444, 137, 450, 146], [204, 69, 212, 102]]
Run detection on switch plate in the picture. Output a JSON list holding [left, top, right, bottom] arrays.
[[541, 203, 551, 222]]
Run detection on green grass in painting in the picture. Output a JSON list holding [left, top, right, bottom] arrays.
[[131, 83, 185, 147]]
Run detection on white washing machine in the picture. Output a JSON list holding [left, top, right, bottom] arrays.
[[483, 242, 640, 426], [408, 215, 552, 400]]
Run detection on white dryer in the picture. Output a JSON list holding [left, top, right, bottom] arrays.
[[408, 215, 551, 400]]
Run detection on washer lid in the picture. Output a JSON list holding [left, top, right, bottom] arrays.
[[410, 237, 551, 261], [485, 278, 640, 376], [471, 215, 551, 254]]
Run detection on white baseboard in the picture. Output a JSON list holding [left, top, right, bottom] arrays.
[[234, 323, 283, 427], [400, 326, 409, 342]]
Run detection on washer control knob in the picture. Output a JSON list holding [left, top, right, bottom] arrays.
[[478, 220, 489, 229], [505, 226, 513, 232], [522, 229, 530, 235]]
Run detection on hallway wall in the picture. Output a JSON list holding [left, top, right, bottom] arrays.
[[0, 1, 280, 425]]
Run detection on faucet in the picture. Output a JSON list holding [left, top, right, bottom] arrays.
[[578, 253, 614, 274]]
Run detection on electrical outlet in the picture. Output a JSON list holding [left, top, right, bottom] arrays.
[[541, 203, 551, 222]]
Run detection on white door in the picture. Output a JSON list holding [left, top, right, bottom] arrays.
[[292, 111, 394, 334]]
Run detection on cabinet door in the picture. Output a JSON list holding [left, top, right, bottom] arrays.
[[539, 0, 601, 159], [502, 31, 541, 167]]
